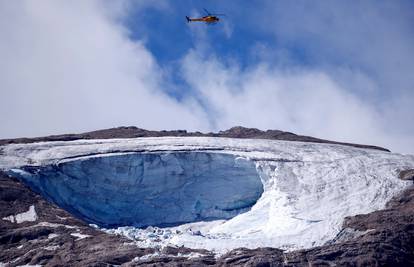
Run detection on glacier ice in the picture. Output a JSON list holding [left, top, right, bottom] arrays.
[[1, 136, 414, 253], [9, 152, 263, 227]]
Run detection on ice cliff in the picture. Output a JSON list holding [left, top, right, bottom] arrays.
[[1, 137, 413, 253], [12, 152, 262, 227]]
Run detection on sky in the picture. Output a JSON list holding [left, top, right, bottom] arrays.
[[0, 0, 413, 154]]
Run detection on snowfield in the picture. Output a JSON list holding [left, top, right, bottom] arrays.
[[1, 137, 413, 254]]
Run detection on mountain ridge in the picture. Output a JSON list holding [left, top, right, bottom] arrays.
[[0, 126, 390, 152]]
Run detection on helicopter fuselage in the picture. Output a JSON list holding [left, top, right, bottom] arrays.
[[187, 15, 219, 24]]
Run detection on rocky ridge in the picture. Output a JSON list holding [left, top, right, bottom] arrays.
[[0, 126, 389, 152]]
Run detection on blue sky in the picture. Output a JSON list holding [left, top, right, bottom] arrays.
[[124, 1, 283, 100], [126, 1, 276, 66], [122, 0, 414, 107], [1, 1, 413, 153]]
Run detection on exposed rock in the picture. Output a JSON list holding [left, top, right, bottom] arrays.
[[399, 169, 414, 181], [0, 126, 390, 152]]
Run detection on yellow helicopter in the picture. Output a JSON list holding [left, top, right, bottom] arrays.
[[186, 8, 225, 24]]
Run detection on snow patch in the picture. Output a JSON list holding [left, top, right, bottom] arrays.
[[2, 205, 38, 224], [43, 245, 60, 251], [32, 222, 77, 229], [133, 251, 205, 262], [55, 215, 69, 221], [0, 262, 42, 267], [47, 233, 59, 239], [70, 232, 91, 240], [134, 252, 160, 261]]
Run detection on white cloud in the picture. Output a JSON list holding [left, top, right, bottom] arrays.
[[256, 1, 414, 99], [0, 0, 208, 138], [180, 52, 394, 148]]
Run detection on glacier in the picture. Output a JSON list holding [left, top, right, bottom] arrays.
[[1, 136, 413, 253], [10, 152, 263, 227]]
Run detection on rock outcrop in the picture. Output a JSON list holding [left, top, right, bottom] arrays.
[[399, 169, 414, 181]]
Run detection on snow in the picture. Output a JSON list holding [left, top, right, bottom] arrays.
[[70, 232, 91, 240], [43, 245, 60, 251], [133, 251, 205, 262], [32, 222, 77, 229], [1, 136, 414, 253], [2, 205, 38, 224], [134, 252, 161, 261], [47, 233, 59, 239], [0, 263, 42, 267]]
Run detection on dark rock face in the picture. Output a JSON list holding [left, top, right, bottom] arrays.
[[2, 168, 414, 266], [0, 126, 390, 152], [399, 169, 414, 181]]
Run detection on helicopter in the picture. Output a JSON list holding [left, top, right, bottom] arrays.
[[186, 8, 225, 24]]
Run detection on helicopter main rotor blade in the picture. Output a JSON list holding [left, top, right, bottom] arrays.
[[203, 8, 211, 15]]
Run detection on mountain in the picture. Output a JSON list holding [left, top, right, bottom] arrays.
[[0, 126, 390, 152], [1, 127, 413, 266]]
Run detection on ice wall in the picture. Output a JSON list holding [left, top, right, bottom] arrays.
[[12, 152, 263, 227]]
